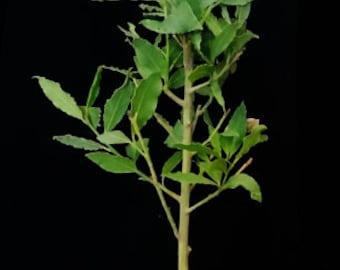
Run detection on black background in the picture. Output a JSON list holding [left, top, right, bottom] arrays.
[[2, 0, 299, 269]]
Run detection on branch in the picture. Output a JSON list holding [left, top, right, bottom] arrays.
[[190, 80, 210, 93], [187, 188, 221, 213], [202, 108, 230, 146], [163, 86, 184, 106], [215, 51, 243, 80], [235, 157, 253, 175]]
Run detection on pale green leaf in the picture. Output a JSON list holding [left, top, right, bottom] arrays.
[[220, 0, 254, 5], [86, 152, 137, 174], [165, 120, 183, 147], [230, 30, 258, 54], [236, 3, 251, 24], [97, 130, 131, 145], [169, 68, 185, 89], [133, 38, 166, 78], [80, 106, 101, 128], [161, 151, 182, 175], [223, 173, 262, 202], [164, 172, 215, 185], [104, 79, 134, 132], [211, 80, 225, 108], [205, 13, 223, 36], [189, 64, 214, 84], [221, 6, 232, 24], [209, 22, 238, 61], [34, 76, 83, 120], [86, 66, 102, 108], [131, 73, 162, 129], [236, 124, 268, 158], [53, 134, 105, 151], [199, 158, 227, 184], [140, 1, 202, 34]]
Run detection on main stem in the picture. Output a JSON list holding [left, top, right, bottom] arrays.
[[178, 36, 194, 270]]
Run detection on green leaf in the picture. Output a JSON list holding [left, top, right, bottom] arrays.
[[140, 1, 202, 34], [191, 32, 210, 62], [189, 64, 214, 84], [236, 124, 268, 158], [34, 76, 83, 120], [168, 39, 183, 69], [164, 172, 215, 185], [230, 30, 258, 54], [53, 135, 105, 151], [125, 138, 148, 162], [80, 106, 101, 129], [211, 80, 225, 108], [161, 151, 182, 175], [169, 68, 185, 89], [220, 102, 247, 155], [86, 152, 137, 174], [236, 3, 251, 24], [104, 79, 134, 132], [205, 13, 223, 36], [133, 38, 166, 78], [199, 158, 227, 184], [86, 66, 102, 108], [131, 73, 163, 129], [209, 22, 238, 61], [165, 120, 183, 147], [223, 173, 262, 203], [97, 130, 131, 145], [220, 0, 254, 5], [221, 6, 232, 24], [173, 143, 215, 156]]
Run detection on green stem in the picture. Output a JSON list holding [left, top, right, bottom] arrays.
[[178, 36, 194, 270]]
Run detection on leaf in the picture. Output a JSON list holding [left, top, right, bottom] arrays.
[[86, 66, 103, 108], [34, 76, 83, 120], [209, 22, 238, 61], [211, 80, 225, 107], [173, 143, 215, 156], [133, 38, 166, 78], [169, 68, 185, 89], [161, 151, 182, 175], [140, 1, 202, 34], [168, 39, 183, 69], [223, 173, 262, 203], [221, 6, 232, 24], [125, 138, 148, 162], [131, 73, 163, 129], [53, 135, 105, 151], [104, 79, 134, 132], [205, 13, 223, 36], [164, 172, 215, 185], [97, 130, 131, 145], [236, 124, 268, 158], [165, 120, 183, 147], [220, 102, 247, 155], [86, 152, 137, 174], [80, 106, 101, 129], [235, 3, 251, 24], [230, 30, 258, 54], [203, 110, 222, 156], [220, 0, 254, 5], [199, 158, 227, 184], [189, 64, 214, 84]]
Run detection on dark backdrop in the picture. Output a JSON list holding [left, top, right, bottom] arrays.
[[2, 1, 298, 269]]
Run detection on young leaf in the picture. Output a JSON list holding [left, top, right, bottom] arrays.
[[236, 124, 268, 158], [131, 73, 162, 129], [34, 76, 83, 120], [86, 152, 137, 174], [221, 5, 232, 24], [80, 106, 101, 129], [86, 66, 103, 108], [199, 158, 227, 184], [104, 79, 134, 132], [161, 151, 182, 175], [223, 173, 262, 203], [97, 130, 131, 145], [164, 172, 215, 185], [140, 1, 202, 34], [230, 30, 258, 55], [209, 22, 238, 61], [211, 80, 225, 108], [173, 143, 215, 156], [205, 13, 223, 36], [133, 38, 166, 78], [165, 120, 183, 147], [220, 0, 254, 5], [169, 68, 185, 89], [220, 102, 247, 155], [235, 3, 251, 25], [189, 64, 214, 84], [53, 135, 105, 151]]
